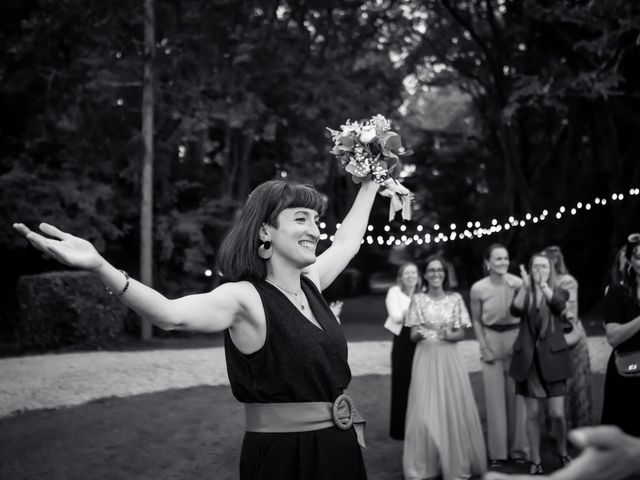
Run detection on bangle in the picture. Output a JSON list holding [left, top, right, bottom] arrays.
[[106, 270, 130, 297]]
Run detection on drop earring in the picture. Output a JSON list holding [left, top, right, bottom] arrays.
[[258, 240, 273, 259]]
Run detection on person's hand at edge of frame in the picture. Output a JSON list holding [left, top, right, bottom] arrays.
[[483, 425, 640, 480]]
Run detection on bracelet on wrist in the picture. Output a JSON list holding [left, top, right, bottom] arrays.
[[106, 270, 130, 297]]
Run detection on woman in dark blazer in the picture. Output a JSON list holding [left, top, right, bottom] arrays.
[[509, 252, 571, 475]]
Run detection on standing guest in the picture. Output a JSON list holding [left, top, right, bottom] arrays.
[[510, 253, 571, 475], [14, 179, 381, 480], [601, 233, 640, 437], [403, 255, 487, 480], [470, 244, 529, 467], [385, 262, 421, 440], [544, 246, 592, 429]]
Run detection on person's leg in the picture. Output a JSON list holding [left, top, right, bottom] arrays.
[[500, 330, 529, 461], [548, 396, 568, 458], [483, 330, 508, 462], [524, 397, 541, 471]]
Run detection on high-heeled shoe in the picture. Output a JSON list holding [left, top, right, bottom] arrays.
[[529, 462, 544, 475], [558, 454, 572, 467]]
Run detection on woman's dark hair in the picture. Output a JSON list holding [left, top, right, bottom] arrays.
[[422, 254, 450, 291], [620, 237, 640, 296], [215, 180, 325, 282], [482, 243, 509, 275], [544, 245, 569, 276], [483, 243, 508, 261]]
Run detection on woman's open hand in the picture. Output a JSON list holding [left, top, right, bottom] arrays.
[[519, 264, 531, 288], [13, 223, 105, 272]]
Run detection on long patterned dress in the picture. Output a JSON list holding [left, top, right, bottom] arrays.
[[403, 292, 487, 480], [557, 274, 592, 429]]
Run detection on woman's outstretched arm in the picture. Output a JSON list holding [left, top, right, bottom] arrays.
[[13, 222, 249, 333]]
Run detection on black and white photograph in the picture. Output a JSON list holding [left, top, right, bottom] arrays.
[[1, 1, 640, 479]]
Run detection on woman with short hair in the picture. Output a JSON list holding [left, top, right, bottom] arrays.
[[14, 178, 380, 480]]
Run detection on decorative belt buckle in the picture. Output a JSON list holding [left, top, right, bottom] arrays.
[[332, 393, 355, 430]]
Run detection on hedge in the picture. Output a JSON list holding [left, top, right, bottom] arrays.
[[16, 270, 129, 351]]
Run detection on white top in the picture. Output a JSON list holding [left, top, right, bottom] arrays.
[[384, 285, 413, 335]]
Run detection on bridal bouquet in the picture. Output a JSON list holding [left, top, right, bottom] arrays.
[[327, 114, 413, 221]]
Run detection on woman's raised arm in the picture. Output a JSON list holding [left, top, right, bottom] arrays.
[[308, 180, 379, 290]]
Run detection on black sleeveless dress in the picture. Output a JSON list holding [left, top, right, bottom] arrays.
[[224, 275, 368, 480]]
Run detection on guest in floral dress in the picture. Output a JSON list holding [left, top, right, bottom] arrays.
[[403, 255, 487, 480]]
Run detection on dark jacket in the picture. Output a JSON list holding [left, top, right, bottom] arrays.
[[509, 287, 572, 383]]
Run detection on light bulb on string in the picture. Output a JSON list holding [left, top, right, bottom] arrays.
[[367, 225, 373, 232], [434, 224, 440, 231], [384, 225, 390, 232], [417, 225, 424, 232], [400, 225, 407, 232]]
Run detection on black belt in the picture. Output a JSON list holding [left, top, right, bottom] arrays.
[[483, 323, 520, 332]]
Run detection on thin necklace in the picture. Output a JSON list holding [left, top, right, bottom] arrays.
[[266, 279, 306, 311]]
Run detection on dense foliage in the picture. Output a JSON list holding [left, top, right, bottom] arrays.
[[1, 0, 638, 344]]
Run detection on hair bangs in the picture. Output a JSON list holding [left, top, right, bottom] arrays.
[[266, 183, 325, 226]]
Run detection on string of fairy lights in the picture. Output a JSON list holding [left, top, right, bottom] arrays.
[[203, 186, 638, 277], [319, 187, 640, 247]]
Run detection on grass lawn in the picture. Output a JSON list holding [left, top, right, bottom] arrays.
[[0, 371, 604, 480], [0, 292, 607, 479]]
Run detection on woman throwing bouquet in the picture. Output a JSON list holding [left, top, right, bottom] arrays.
[[14, 116, 412, 480]]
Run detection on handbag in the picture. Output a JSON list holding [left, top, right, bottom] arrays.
[[614, 350, 640, 377], [561, 316, 585, 348]]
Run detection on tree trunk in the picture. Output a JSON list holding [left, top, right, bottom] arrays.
[[140, 0, 155, 340]]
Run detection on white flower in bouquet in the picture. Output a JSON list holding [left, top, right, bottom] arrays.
[[358, 125, 377, 144]]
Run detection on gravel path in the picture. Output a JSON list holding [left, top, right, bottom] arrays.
[[0, 337, 612, 418]]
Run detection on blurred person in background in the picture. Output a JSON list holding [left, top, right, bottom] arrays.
[[601, 233, 640, 437], [510, 253, 571, 475], [403, 255, 486, 480], [544, 246, 592, 429], [470, 244, 529, 468], [385, 262, 422, 440]]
